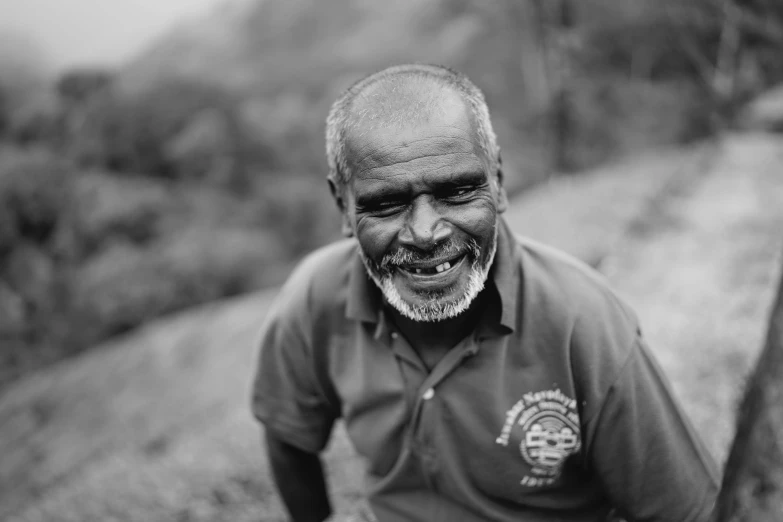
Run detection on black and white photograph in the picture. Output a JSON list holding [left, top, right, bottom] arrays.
[[1, 1, 782, 521]]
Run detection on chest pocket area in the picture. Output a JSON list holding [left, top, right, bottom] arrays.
[[455, 390, 584, 501], [333, 353, 411, 477]]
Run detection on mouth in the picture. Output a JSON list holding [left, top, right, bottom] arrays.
[[397, 253, 466, 277]]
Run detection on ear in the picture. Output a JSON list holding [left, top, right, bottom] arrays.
[[494, 152, 508, 214], [328, 177, 354, 237], [495, 169, 508, 214]]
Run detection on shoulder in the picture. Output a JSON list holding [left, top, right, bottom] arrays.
[[516, 235, 638, 333], [266, 238, 358, 331], [514, 236, 642, 413]]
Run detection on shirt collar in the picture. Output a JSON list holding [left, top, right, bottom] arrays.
[[345, 248, 382, 324], [345, 217, 522, 333], [492, 217, 522, 332]]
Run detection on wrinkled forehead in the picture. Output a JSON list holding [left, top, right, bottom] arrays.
[[348, 80, 474, 135], [343, 83, 483, 167]]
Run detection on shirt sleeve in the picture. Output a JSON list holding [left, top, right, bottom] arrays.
[[583, 334, 720, 521], [250, 296, 339, 454]]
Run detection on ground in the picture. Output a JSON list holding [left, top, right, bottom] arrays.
[[1, 133, 782, 521]]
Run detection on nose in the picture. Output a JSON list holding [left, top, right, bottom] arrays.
[[398, 195, 452, 250]]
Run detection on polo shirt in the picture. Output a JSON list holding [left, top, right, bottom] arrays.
[[251, 218, 719, 522]]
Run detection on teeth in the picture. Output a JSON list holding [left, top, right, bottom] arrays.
[[435, 261, 452, 273], [408, 260, 455, 275]]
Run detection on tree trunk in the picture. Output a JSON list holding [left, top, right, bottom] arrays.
[[513, 0, 551, 114], [550, 0, 575, 173], [530, 0, 575, 174], [714, 252, 783, 521]]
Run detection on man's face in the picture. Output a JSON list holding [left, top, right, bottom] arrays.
[[339, 92, 507, 322]]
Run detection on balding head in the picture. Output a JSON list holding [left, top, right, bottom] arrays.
[[325, 64, 500, 193]]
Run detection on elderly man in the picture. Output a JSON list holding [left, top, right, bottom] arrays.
[[251, 64, 719, 522]]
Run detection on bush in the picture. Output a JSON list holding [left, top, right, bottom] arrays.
[[70, 226, 285, 343], [56, 68, 113, 106], [63, 77, 253, 183], [254, 175, 341, 256], [0, 150, 76, 386], [0, 149, 73, 253], [0, 146, 333, 388], [6, 96, 63, 146], [71, 172, 172, 256]]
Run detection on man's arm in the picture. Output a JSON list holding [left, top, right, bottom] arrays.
[[266, 431, 332, 522]]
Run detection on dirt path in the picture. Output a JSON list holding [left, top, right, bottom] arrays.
[[603, 133, 783, 462], [2, 135, 782, 521]]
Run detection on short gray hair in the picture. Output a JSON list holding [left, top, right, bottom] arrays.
[[325, 64, 500, 191]]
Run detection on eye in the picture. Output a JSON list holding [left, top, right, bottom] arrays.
[[442, 185, 476, 201], [360, 199, 406, 217]]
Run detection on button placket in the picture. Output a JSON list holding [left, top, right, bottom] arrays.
[[391, 331, 481, 490], [389, 330, 429, 436], [415, 388, 439, 489], [414, 338, 480, 491]]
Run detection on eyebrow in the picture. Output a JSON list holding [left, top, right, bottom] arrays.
[[354, 169, 487, 206], [440, 169, 487, 186]]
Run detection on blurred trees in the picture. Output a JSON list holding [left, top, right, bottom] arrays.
[[120, 0, 783, 181], [0, 68, 336, 388], [0, 143, 303, 387], [579, 0, 783, 124], [0, 150, 75, 383]]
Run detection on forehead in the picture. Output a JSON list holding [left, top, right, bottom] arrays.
[[343, 88, 487, 182]]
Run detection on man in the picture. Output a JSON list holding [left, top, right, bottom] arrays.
[[251, 64, 719, 522]]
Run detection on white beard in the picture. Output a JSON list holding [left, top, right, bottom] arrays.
[[359, 225, 498, 323]]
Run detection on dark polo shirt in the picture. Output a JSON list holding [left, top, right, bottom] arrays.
[[251, 219, 719, 521]]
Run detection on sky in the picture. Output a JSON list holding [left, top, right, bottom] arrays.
[[0, 0, 230, 72]]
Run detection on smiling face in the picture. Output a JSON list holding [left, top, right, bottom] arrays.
[[337, 88, 507, 322]]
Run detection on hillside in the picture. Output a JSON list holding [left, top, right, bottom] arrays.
[[2, 134, 782, 521], [120, 0, 715, 192], [121, 0, 549, 192]]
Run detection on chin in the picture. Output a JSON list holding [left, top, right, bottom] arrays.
[[360, 228, 498, 323], [382, 266, 488, 322]]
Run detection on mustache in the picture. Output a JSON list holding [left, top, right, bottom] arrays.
[[379, 238, 481, 270]]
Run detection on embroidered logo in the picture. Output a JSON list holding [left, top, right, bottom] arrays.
[[495, 389, 581, 487]]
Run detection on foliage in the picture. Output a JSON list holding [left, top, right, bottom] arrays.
[[57, 68, 114, 106], [70, 172, 171, 255], [0, 149, 72, 255], [70, 226, 284, 345], [0, 150, 75, 384], [0, 146, 323, 388], [254, 175, 341, 257], [4, 94, 63, 146]]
